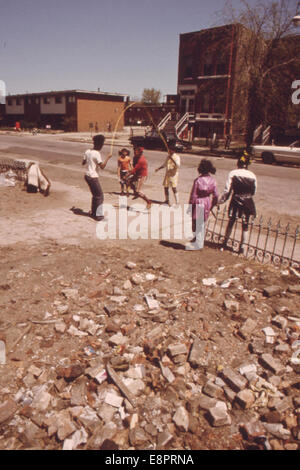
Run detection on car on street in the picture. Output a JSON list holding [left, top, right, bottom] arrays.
[[130, 130, 192, 153], [251, 140, 300, 165]]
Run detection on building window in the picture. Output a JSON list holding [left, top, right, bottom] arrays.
[[183, 55, 193, 78], [180, 98, 187, 114], [16, 98, 21, 105], [43, 97, 50, 104], [216, 62, 227, 75], [213, 92, 226, 114], [203, 53, 214, 76], [7, 99, 12, 106], [68, 96, 75, 103], [55, 96, 62, 104], [202, 93, 210, 113]]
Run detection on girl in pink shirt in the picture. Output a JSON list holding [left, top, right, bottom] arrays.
[[185, 159, 218, 250]]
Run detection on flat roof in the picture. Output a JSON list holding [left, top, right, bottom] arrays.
[[179, 23, 236, 37], [7, 89, 128, 98]]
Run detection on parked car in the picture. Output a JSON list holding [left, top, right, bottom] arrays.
[[251, 140, 300, 165], [130, 130, 192, 153]]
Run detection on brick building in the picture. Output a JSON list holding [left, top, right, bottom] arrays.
[[177, 23, 300, 141], [3, 90, 126, 132], [177, 23, 252, 140], [124, 95, 178, 127]]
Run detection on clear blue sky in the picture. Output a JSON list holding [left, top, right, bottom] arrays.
[[0, 0, 260, 99]]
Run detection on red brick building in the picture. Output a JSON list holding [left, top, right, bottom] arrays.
[[177, 24, 249, 140], [124, 95, 178, 127], [177, 23, 300, 141], [3, 90, 126, 132]]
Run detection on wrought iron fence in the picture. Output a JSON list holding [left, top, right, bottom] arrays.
[[205, 206, 300, 269]]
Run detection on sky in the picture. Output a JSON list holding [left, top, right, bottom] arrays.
[[0, 0, 286, 100]]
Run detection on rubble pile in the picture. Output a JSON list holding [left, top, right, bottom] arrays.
[[0, 243, 299, 450]]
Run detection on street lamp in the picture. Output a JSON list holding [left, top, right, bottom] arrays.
[[293, 15, 300, 27]]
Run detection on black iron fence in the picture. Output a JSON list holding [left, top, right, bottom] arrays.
[[206, 206, 300, 269]]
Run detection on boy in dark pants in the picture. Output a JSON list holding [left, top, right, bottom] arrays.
[[82, 134, 112, 221]]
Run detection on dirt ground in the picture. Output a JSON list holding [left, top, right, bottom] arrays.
[[0, 171, 300, 451]]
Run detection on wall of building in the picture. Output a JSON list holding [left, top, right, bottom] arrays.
[[40, 95, 66, 114], [6, 97, 25, 115], [124, 103, 177, 126], [77, 98, 124, 132]]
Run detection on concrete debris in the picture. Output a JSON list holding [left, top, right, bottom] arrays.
[[0, 340, 6, 365], [202, 277, 217, 287], [173, 406, 189, 432], [207, 401, 231, 427], [263, 286, 282, 297], [1, 249, 300, 451]]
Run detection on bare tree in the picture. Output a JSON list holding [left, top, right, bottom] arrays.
[[218, 0, 300, 145], [141, 88, 162, 105]]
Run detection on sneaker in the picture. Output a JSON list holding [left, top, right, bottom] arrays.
[[185, 242, 203, 251]]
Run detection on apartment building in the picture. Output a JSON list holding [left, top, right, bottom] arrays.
[[177, 23, 251, 139], [177, 23, 300, 141], [3, 90, 126, 132]]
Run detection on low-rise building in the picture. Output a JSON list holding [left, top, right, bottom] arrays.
[[124, 95, 178, 127], [3, 89, 126, 132]]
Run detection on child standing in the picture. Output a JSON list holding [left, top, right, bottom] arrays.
[[82, 134, 112, 221], [155, 147, 181, 205], [117, 148, 132, 195], [185, 159, 218, 250]]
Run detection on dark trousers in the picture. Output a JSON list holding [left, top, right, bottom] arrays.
[[84, 175, 104, 218]]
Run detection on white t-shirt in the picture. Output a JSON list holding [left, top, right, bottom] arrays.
[[83, 149, 102, 178]]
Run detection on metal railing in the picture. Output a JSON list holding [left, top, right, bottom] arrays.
[[157, 112, 172, 131], [175, 112, 194, 138], [205, 206, 300, 268]]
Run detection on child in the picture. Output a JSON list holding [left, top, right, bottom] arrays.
[[185, 159, 218, 250], [155, 146, 180, 205], [124, 146, 151, 209], [117, 148, 132, 195], [82, 134, 112, 221], [219, 150, 256, 254]]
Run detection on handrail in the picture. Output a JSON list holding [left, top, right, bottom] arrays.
[[175, 112, 194, 138], [157, 112, 172, 131]]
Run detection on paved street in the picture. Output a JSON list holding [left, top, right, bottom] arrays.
[[1, 132, 300, 227]]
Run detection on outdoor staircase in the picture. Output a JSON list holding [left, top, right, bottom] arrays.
[[157, 112, 194, 139]]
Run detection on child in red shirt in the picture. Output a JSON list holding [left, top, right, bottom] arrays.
[[125, 146, 151, 209]]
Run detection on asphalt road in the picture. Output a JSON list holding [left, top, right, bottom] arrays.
[[1, 132, 300, 225]]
